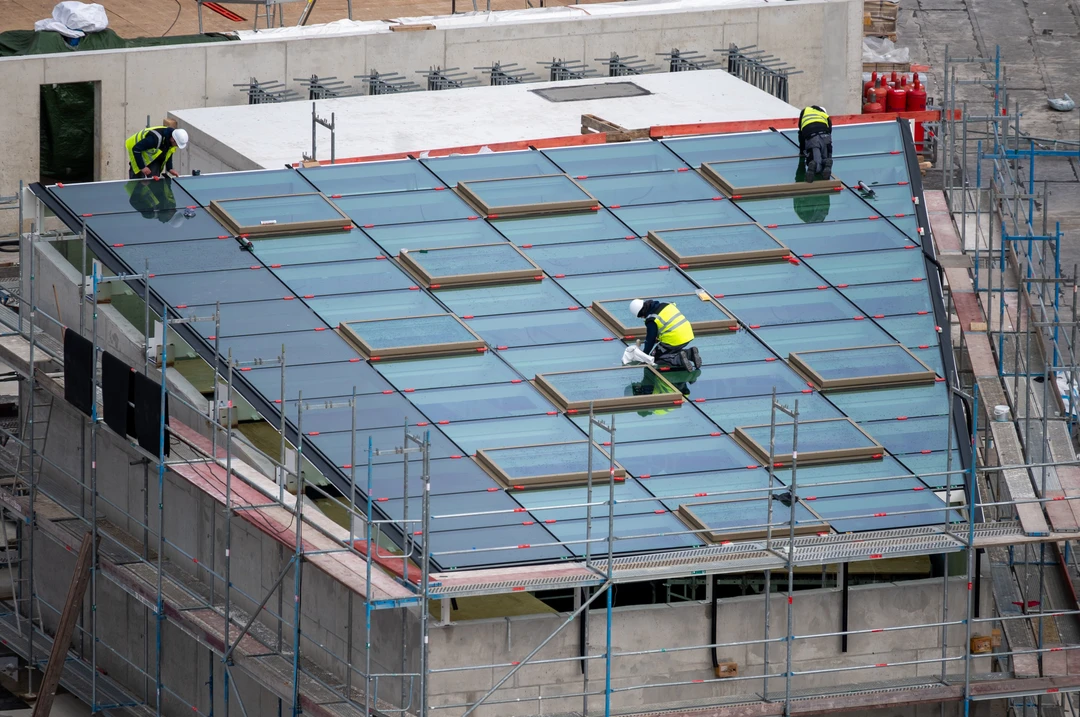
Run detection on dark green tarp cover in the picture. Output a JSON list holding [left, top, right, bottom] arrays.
[[0, 28, 235, 57]]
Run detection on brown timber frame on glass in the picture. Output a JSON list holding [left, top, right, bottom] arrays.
[[533, 366, 684, 413], [644, 224, 790, 268], [475, 442, 627, 489], [208, 193, 352, 238], [397, 243, 544, 289], [455, 174, 598, 218], [589, 293, 738, 339], [698, 162, 843, 198], [733, 418, 884, 467], [788, 344, 938, 391], [338, 314, 487, 360], [677, 498, 830, 543]]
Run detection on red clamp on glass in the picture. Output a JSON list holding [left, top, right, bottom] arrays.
[[868, 215, 880, 220], [817, 285, 827, 290], [416, 421, 429, 426], [433, 186, 445, 191], [786, 256, 800, 265], [176, 304, 188, 309], [476, 346, 487, 352], [837, 283, 848, 288], [602, 337, 615, 341], [639, 473, 651, 479], [487, 487, 498, 492], [590, 206, 600, 211], [534, 276, 543, 281], [654, 509, 666, 514], [80, 213, 93, 218], [404, 388, 415, 392], [869, 554, 883, 560], [747, 465, 758, 470], [918, 344, 929, 349], [56, 182, 64, 188], [873, 314, 884, 319], [521, 244, 533, 248], [610, 204, 621, 209], [898, 181, 909, 185], [625, 236, 635, 240], [375, 255, 386, 260], [487, 214, 500, 219], [468, 216, 479, 221], [833, 186, 842, 191], [303, 294, 314, 299], [694, 492, 708, 497], [307, 431, 320, 436], [112, 243, 125, 247], [853, 316, 865, 320], [371, 356, 381, 361], [935, 377, 945, 382], [431, 283, 441, 288], [567, 409, 579, 414], [804, 496, 816, 501], [513, 485, 525, 490], [694, 398, 706, 403], [623, 335, 635, 340], [497, 345, 509, 350], [554, 274, 565, 278], [712, 196, 724, 201], [730, 194, 742, 199], [349, 358, 361, 362], [749, 324, 760, 329], [576, 175, 587, 179], [895, 213, 906, 218], [314, 327, 326, 331], [802, 388, 813, 393], [917, 310, 928, 315], [672, 399, 683, 405], [765, 357, 776, 362], [207, 335, 216, 340], [774, 462, 784, 468], [451, 455, 463, 459], [546, 411, 557, 415], [270, 263, 283, 269], [801, 253, 813, 258], [342, 225, 353, 231], [874, 512, 887, 517], [283, 296, 294, 300], [658, 265, 670, 270], [913, 486, 924, 491], [544, 519, 556, 524], [766, 224, 779, 229], [364, 224, 374, 228], [331, 194, 342, 199], [567, 306, 578, 310], [409, 286, 419, 291], [240, 367, 251, 372], [713, 293, 724, 298], [912, 277, 923, 282], [250, 265, 260, 270], [904, 245, 917, 249], [920, 449, 932, 454], [710, 432, 721, 436], [807, 382, 815, 388], [679, 263, 690, 268], [513, 507, 526, 513], [462, 314, 474, 319], [522, 520, 535, 526], [728, 326, 739, 331], [897, 416, 908, 421]]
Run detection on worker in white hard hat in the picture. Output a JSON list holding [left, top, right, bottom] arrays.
[[124, 126, 189, 179], [797, 105, 832, 181], [629, 298, 701, 372]]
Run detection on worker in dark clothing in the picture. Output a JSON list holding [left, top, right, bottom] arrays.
[[125, 126, 188, 179], [797, 105, 832, 182], [629, 298, 700, 372]]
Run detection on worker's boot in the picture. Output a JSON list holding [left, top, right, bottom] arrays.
[[689, 346, 702, 370], [679, 350, 694, 373]]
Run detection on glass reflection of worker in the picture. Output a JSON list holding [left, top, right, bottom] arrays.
[[125, 177, 181, 224], [629, 299, 701, 372], [792, 162, 832, 224], [631, 366, 701, 404]]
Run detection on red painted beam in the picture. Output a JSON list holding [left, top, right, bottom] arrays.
[[648, 110, 958, 139]]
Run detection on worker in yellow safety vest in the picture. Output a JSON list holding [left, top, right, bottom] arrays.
[[798, 105, 833, 181], [629, 299, 700, 372], [125, 126, 188, 179]]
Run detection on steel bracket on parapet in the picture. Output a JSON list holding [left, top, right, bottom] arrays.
[[295, 74, 355, 100], [539, 58, 596, 82], [657, 48, 714, 73], [476, 61, 537, 86], [716, 44, 801, 102], [355, 70, 420, 96], [597, 53, 658, 77], [235, 77, 300, 105], [417, 66, 479, 91]]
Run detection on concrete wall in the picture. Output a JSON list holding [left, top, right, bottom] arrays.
[[0, 0, 862, 226]]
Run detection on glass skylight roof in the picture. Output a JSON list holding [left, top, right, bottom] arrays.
[[54, 121, 962, 571]]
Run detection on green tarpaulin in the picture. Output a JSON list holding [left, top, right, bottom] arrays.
[[0, 28, 235, 57]]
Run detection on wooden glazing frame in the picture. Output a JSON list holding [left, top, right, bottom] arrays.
[[337, 313, 486, 360], [698, 161, 843, 198], [475, 441, 627, 489], [589, 293, 738, 340], [789, 343, 937, 391], [732, 418, 884, 467], [533, 365, 684, 412], [677, 498, 830, 543], [397, 242, 543, 289], [208, 193, 352, 237], [644, 224, 790, 268], [455, 174, 598, 218]]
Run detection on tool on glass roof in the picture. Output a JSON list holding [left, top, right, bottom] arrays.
[[856, 181, 878, 198]]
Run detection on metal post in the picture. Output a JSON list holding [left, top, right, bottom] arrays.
[[604, 414, 615, 717], [291, 394, 305, 717], [155, 305, 168, 717], [784, 399, 798, 716], [89, 256, 99, 710], [223, 351, 235, 717]]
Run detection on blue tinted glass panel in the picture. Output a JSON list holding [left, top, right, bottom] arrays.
[[826, 122, 904, 156], [706, 156, 811, 191], [876, 314, 941, 347], [405, 243, 536, 279], [482, 442, 613, 479], [840, 282, 933, 316], [646, 469, 771, 509], [570, 405, 719, 443], [681, 332, 772, 366], [831, 153, 911, 186], [150, 267, 287, 306], [681, 499, 822, 537], [771, 218, 913, 256], [308, 424, 458, 467], [491, 209, 632, 245], [555, 269, 697, 305], [177, 299, 320, 338], [594, 295, 734, 333], [374, 353, 520, 390], [612, 200, 751, 235], [218, 194, 342, 226], [463, 175, 593, 209], [811, 491, 954, 532], [55, 178, 198, 216], [663, 132, 799, 166], [699, 392, 842, 432], [468, 310, 612, 347], [427, 524, 570, 569], [335, 190, 474, 226], [652, 224, 784, 261], [580, 171, 718, 206], [86, 206, 227, 245], [736, 190, 876, 226], [273, 259, 414, 296], [286, 391, 423, 433], [617, 435, 754, 476], [540, 366, 679, 403], [346, 315, 477, 350], [244, 360, 391, 401], [381, 490, 525, 532], [544, 141, 688, 177], [422, 150, 561, 186], [913, 347, 943, 375], [690, 261, 820, 297], [250, 230, 383, 266], [219, 330, 360, 366], [859, 183, 917, 216], [891, 215, 923, 243], [523, 239, 664, 276], [721, 289, 860, 326], [548, 513, 703, 556], [177, 170, 316, 204], [860, 416, 955, 454], [114, 238, 252, 275], [753, 320, 893, 354], [438, 280, 577, 317], [771, 457, 926, 498], [498, 341, 622, 377], [805, 248, 926, 285], [796, 345, 931, 382], [442, 414, 584, 454], [364, 219, 507, 256], [514, 479, 659, 521], [828, 382, 948, 422], [306, 290, 442, 324], [299, 159, 442, 196], [738, 419, 879, 455], [358, 457, 496, 498], [895, 451, 965, 489], [688, 361, 808, 400], [406, 383, 556, 423]]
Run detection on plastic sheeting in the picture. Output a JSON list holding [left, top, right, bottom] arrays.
[[0, 28, 235, 56], [34, 2, 109, 38]]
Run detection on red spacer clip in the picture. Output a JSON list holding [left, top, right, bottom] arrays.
[[567, 306, 578, 311], [898, 181, 909, 186], [749, 324, 760, 329], [837, 283, 848, 288], [488, 214, 500, 219], [920, 449, 932, 454], [917, 310, 928, 315], [817, 285, 827, 290], [654, 509, 666, 514], [787, 256, 800, 265], [520, 243, 533, 248], [308, 431, 320, 436], [554, 274, 565, 278], [567, 409, 579, 414], [331, 194, 343, 199], [176, 304, 188, 309], [897, 416, 908, 421], [918, 344, 929, 349], [545, 519, 557, 524], [895, 213, 906, 218], [801, 253, 814, 258], [112, 243, 125, 247], [625, 235, 635, 240], [904, 245, 917, 249], [639, 474, 651, 479], [679, 263, 690, 268], [658, 265, 670, 270], [283, 295, 294, 300], [695, 397, 706, 403], [486, 487, 498, 492], [576, 175, 588, 179], [868, 215, 880, 220], [712, 196, 724, 201], [408, 286, 419, 291], [522, 521, 535, 526], [731, 194, 743, 199], [695, 492, 708, 497], [676, 167, 689, 172], [747, 465, 759, 470], [513, 507, 526, 513], [854, 316, 865, 320], [207, 335, 216, 340], [713, 293, 724, 298], [468, 216, 479, 221], [364, 224, 374, 228], [610, 204, 621, 209], [802, 388, 813, 393], [873, 314, 884, 319], [912, 277, 923, 282], [433, 186, 445, 191], [498, 345, 508, 350], [765, 357, 776, 362], [766, 224, 779, 229], [710, 431, 721, 436], [871, 453, 883, 459], [602, 337, 615, 341], [516, 544, 531, 549], [431, 283, 441, 288], [437, 420, 450, 425]]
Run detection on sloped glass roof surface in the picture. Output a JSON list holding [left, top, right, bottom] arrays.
[[49, 121, 962, 570]]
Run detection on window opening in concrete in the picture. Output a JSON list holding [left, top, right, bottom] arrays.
[[40, 81, 98, 184], [531, 81, 650, 102]]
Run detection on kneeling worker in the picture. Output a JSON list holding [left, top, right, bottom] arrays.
[[629, 298, 701, 372], [798, 105, 833, 181], [125, 126, 189, 179]]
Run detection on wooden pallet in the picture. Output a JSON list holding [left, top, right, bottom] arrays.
[[864, 0, 898, 38]]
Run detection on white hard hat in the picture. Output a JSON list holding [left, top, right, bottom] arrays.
[[629, 299, 644, 318], [173, 128, 189, 149]]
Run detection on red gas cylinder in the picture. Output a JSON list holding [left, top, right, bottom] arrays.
[[891, 71, 900, 86], [907, 77, 928, 151], [864, 71, 878, 94], [900, 75, 908, 87], [872, 78, 889, 106], [863, 90, 884, 114], [886, 83, 907, 112]]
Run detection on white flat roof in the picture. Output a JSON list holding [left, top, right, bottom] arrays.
[[172, 70, 798, 169]]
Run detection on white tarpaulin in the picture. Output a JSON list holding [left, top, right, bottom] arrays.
[[35, 2, 109, 37]]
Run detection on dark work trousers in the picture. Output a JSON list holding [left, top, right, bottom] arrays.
[[803, 133, 833, 177], [129, 156, 166, 179]]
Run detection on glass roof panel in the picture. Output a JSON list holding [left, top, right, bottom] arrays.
[[177, 298, 321, 338], [481, 442, 614, 480], [436, 280, 577, 317], [770, 217, 914, 256], [405, 382, 557, 423], [286, 391, 424, 433], [793, 344, 933, 384], [685, 361, 808, 400], [753, 319, 894, 354], [840, 282, 934, 316], [806, 248, 926, 286], [698, 392, 843, 432], [649, 224, 786, 266], [86, 205, 227, 245], [335, 189, 474, 227], [579, 171, 719, 206], [895, 450, 965, 489], [738, 419, 879, 456], [491, 209, 632, 245], [364, 218, 507, 256], [857, 183, 918, 216], [249, 229, 383, 266], [359, 457, 497, 498], [770, 456, 926, 498], [570, 405, 719, 443], [828, 382, 948, 423], [617, 435, 756, 476], [663, 131, 799, 166], [593, 294, 736, 338], [704, 156, 819, 191], [891, 215, 924, 243], [467, 309, 613, 347], [305, 289, 443, 324], [344, 314, 478, 351], [809, 490, 954, 532], [177, 169, 316, 204], [298, 159, 442, 196], [612, 200, 752, 235], [735, 189, 877, 226], [547, 512, 704, 556], [720, 289, 862, 326], [514, 479, 659, 521], [374, 352, 521, 391], [272, 259, 414, 296], [244, 360, 392, 401], [860, 416, 955, 454], [876, 313, 941, 347], [150, 267, 288, 306], [219, 329, 360, 366], [831, 153, 911, 186], [307, 424, 458, 467], [402, 243, 537, 282], [421, 150, 561, 186], [381, 490, 525, 532], [690, 260, 820, 297], [690, 330, 776, 365], [523, 238, 665, 276], [214, 194, 344, 229], [538, 366, 681, 407], [678, 498, 824, 540], [645, 469, 771, 509], [427, 524, 571, 569], [54, 177, 198, 216], [913, 347, 944, 375], [815, 121, 905, 156], [555, 269, 697, 305], [114, 238, 252, 275], [498, 341, 622, 377], [544, 141, 688, 177], [460, 174, 594, 212], [441, 413, 584, 454]]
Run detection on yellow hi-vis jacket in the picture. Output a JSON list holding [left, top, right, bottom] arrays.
[[650, 303, 694, 346], [125, 127, 176, 175], [799, 106, 831, 132]]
